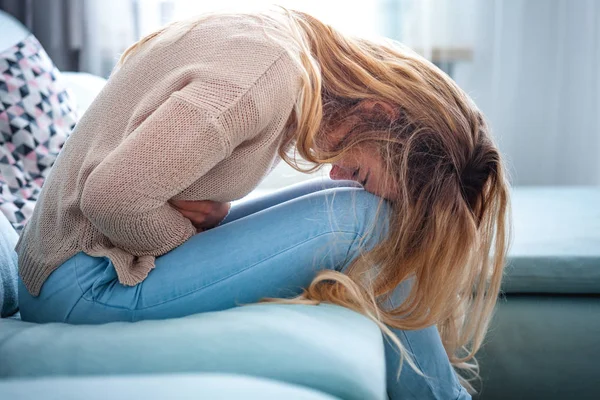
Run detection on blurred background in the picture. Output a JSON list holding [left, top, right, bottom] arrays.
[[1, 3, 598, 399], [1, 0, 598, 189]]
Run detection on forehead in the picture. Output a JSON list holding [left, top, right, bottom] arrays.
[[320, 119, 358, 152]]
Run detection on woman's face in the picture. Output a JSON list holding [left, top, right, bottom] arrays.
[[326, 122, 398, 201]]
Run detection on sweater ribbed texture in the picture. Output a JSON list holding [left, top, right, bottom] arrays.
[[17, 15, 302, 296]]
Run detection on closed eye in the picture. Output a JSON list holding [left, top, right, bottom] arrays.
[[361, 170, 370, 187]]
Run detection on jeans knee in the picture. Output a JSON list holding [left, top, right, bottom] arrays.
[[329, 187, 389, 221], [323, 188, 390, 249]]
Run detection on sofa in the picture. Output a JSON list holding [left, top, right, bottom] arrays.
[[1, 9, 599, 400], [474, 188, 600, 399]]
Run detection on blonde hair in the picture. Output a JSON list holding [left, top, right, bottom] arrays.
[[119, 8, 511, 392]]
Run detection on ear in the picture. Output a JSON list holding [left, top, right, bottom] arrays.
[[358, 99, 397, 119]]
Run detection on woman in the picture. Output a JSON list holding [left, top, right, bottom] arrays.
[[17, 9, 510, 399]]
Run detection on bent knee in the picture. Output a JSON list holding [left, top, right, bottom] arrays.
[[317, 188, 390, 245]]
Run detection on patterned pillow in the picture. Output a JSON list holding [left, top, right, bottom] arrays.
[[0, 35, 78, 232]]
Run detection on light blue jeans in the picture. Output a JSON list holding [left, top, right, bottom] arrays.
[[19, 179, 470, 400]]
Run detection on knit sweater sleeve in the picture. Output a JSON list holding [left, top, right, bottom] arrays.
[[80, 95, 229, 256], [80, 51, 300, 257]]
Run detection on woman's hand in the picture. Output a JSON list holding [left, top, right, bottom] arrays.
[[170, 200, 231, 232]]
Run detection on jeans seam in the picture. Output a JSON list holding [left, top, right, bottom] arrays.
[[135, 229, 359, 311], [454, 386, 469, 400], [342, 230, 365, 270], [398, 330, 439, 399], [63, 294, 85, 323], [71, 291, 136, 322], [64, 255, 91, 321], [73, 254, 135, 312]]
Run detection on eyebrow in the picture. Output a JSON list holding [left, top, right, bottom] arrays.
[[331, 124, 362, 152]]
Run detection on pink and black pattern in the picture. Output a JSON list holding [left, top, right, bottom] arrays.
[[0, 35, 78, 232]]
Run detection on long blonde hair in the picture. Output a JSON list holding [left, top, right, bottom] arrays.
[[119, 8, 511, 392]]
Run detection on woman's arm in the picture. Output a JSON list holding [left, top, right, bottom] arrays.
[[170, 199, 231, 231], [81, 50, 301, 257], [80, 95, 229, 256]]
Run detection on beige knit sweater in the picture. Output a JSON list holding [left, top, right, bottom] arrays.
[[17, 14, 303, 296]]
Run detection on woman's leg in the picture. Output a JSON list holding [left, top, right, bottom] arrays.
[[383, 284, 472, 399], [20, 186, 387, 324], [18, 178, 359, 323], [19, 183, 468, 399], [385, 326, 471, 399], [222, 178, 360, 224]]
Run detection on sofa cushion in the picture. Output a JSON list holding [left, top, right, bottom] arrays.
[[0, 34, 78, 232], [504, 187, 600, 294], [0, 303, 386, 400], [0, 212, 18, 317], [0, 373, 339, 400]]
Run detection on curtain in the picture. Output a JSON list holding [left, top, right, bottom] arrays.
[[396, 0, 600, 186], [77, 0, 136, 76], [0, 0, 80, 71], [466, 0, 600, 186], [0, 0, 135, 77], [3, 0, 598, 185]]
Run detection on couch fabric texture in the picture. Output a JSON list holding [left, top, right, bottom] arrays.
[[0, 303, 387, 400], [0, 374, 341, 400]]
